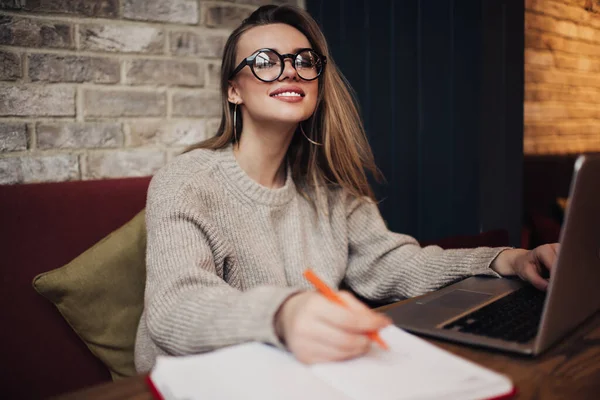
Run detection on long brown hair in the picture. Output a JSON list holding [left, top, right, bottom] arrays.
[[187, 5, 381, 201]]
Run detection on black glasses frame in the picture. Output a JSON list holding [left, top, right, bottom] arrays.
[[228, 48, 327, 82]]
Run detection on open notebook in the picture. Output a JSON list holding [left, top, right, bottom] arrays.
[[147, 326, 516, 400]]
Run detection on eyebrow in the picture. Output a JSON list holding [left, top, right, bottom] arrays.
[[256, 47, 311, 54]]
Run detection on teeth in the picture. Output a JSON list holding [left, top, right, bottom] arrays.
[[273, 91, 302, 97]]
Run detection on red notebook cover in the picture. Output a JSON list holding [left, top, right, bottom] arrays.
[[488, 386, 518, 400], [146, 375, 165, 400]]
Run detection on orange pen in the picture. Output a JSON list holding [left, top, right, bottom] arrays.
[[303, 268, 389, 351]]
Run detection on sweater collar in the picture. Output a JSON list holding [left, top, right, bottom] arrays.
[[217, 144, 296, 206]]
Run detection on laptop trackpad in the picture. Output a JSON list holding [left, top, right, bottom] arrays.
[[420, 289, 492, 310]]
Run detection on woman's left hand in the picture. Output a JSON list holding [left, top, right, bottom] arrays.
[[491, 244, 560, 291]]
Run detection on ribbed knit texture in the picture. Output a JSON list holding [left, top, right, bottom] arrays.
[[134, 144, 505, 372]]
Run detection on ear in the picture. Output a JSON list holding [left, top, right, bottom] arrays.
[[227, 81, 243, 105]]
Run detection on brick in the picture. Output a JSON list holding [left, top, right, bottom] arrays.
[[524, 102, 600, 123], [525, 121, 600, 140], [128, 120, 207, 146], [85, 149, 165, 179], [526, 66, 600, 88], [126, 60, 203, 87], [206, 62, 220, 88], [0, 157, 22, 184], [0, 16, 73, 49], [205, 119, 221, 137], [0, 50, 21, 80], [523, 103, 558, 122], [124, 0, 199, 24], [526, 12, 600, 44], [167, 120, 208, 145], [169, 31, 226, 58], [234, 0, 298, 5], [204, 4, 253, 28], [21, 154, 79, 183], [0, 86, 75, 117], [37, 122, 123, 149], [29, 54, 120, 83], [80, 24, 164, 54], [569, 56, 600, 73], [0, 0, 119, 18], [525, 84, 600, 103], [0, 1, 22, 9], [526, 30, 600, 58], [524, 49, 554, 68], [525, 0, 600, 30], [172, 90, 221, 117], [84, 89, 166, 117], [526, 49, 600, 73], [524, 130, 600, 155], [127, 120, 162, 146], [0, 123, 27, 152]]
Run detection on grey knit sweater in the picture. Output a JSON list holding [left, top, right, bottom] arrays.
[[134, 144, 504, 372]]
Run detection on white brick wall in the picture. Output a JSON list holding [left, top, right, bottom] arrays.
[[0, 0, 301, 183]]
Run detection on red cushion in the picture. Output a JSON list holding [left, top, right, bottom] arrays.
[[0, 177, 151, 399]]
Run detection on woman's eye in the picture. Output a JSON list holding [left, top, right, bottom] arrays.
[[255, 60, 276, 69], [298, 60, 315, 68], [255, 53, 278, 69]]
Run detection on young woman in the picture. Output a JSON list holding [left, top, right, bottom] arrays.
[[134, 5, 558, 372]]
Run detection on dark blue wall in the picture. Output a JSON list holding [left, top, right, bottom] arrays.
[[306, 0, 524, 246]]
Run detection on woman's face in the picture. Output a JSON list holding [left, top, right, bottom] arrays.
[[228, 23, 319, 128]]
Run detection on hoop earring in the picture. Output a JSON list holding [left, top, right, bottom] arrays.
[[300, 123, 322, 146], [233, 103, 239, 144]]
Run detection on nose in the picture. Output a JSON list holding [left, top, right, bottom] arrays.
[[279, 58, 299, 81]]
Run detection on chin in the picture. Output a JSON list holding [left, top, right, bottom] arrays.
[[270, 109, 314, 124]]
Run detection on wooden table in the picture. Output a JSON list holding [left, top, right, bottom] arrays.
[[55, 300, 600, 400]]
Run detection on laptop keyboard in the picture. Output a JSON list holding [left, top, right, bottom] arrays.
[[443, 286, 546, 343]]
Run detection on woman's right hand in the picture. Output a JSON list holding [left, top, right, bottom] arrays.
[[274, 291, 392, 364]]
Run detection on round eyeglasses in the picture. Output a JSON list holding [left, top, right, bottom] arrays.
[[229, 48, 327, 82]]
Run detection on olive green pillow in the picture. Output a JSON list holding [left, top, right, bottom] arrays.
[[33, 210, 146, 380]]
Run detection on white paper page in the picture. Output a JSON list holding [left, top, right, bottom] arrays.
[[150, 343, 348, 400], [310, 326, 513, 400]]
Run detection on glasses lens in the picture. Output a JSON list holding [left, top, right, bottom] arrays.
[[295, 50, 322, 80], [252, 50, 282, 81]]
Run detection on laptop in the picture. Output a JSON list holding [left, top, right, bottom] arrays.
[[384, 154, 600, 356]]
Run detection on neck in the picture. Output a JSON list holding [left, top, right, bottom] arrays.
[[233, 116, 296, 189]]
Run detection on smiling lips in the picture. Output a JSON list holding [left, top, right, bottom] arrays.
[[269, 86, 305, 103]]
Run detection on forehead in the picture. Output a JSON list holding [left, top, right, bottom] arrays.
[[237, 23, 312, 58]]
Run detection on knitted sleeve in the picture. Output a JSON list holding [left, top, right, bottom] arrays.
[[343, 197, 506, 301], [142, 176, 298, 356]]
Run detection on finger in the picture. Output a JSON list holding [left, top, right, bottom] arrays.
[[294, 338, 370, 364], [339, 291, 392, 329], [312, 294, 391, 333], [289, 314, 369, 364], [522, 263, 549, 291], [305, 319, 371, 353], [338, 291, 372, 312], [536, 245, 558, 275], [315, 300, 391, 333], [337, 291, 392, 326], [338, 291, 393, 328]]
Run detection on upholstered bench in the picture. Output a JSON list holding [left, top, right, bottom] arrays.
[[0, 177, 150, 399]]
